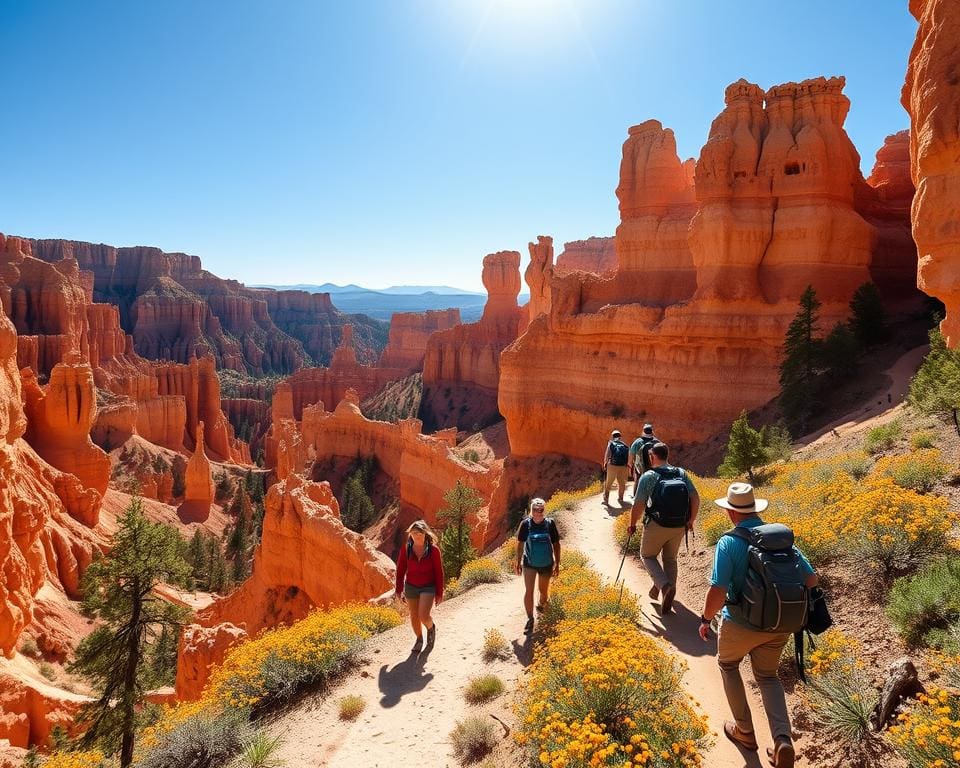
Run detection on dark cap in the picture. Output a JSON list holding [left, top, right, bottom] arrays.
[[642, 423, 654, 435]]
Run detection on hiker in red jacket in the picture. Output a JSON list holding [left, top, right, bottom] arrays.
[[395, 519, 445, 653]]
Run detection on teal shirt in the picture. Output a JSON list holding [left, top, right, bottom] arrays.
[[711, 516, 815, 624], [635, 464, 697, 507]]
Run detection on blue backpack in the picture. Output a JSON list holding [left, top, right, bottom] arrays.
[[524, 518, 554, 568]]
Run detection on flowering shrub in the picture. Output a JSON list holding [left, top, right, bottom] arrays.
[[141, 602, 400, 758], [538, 552, 639, 633], [516, 614, 708, 767], [875, 448, 949, 494], [446, 556, 505, 597], [696, 511, 729, 547], [546, 481, 602, 517], [41, 752, 110, 768], [613, 512, 643, 554], [889, 685, 960, 767]]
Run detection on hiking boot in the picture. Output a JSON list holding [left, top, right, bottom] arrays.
[[660, 583, 677, 614], [766, 740, 795, 768], [524, 616, 534, 635], [723, 721, 758, 752], [411, 636, 423, 653], [603, 495, 610, 506], [426, 623, 436, 648], [648, 584, 660, 600]]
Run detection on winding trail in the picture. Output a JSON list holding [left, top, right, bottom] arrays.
[[269, 492, 778, 768]]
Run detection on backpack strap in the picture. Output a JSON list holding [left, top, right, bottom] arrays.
[[720, 527, 753, 544]]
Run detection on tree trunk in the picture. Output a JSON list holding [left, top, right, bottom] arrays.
[[120, 580, 142, 768], [953, 408, 959, 438]]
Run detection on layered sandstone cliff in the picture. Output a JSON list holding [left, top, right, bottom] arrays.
[[378, 309, 461, 371], [902, 0, 960, 345], [420, 252, 523, 431], [500, 77, 917, 461], [28, 239, 386, 374], [555, 237, 616, 276]]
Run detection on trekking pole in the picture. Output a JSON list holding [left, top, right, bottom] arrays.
[[614, 531, 632, 612]]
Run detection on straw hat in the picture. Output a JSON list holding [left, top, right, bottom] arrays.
[[714, 482, 768, 513]]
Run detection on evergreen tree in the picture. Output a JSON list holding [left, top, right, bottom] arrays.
[[69, 498, 190, 767], [760, 421, 793, 463], [205, 535, 230, 593], [849, 281, 888, 348], [909, 324, 960, 436], [437, 481, 480, 579], [341, 473, 375, 532], [779, 285, 823, 433], [226, 488, 253, 581], [170, 455, 187, 498], [821, 321, 860, 380], [718, 410, 767, 483], [186, 529, 206, 586]]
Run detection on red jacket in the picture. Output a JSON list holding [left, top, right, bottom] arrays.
[[395, 541, 445, 601]]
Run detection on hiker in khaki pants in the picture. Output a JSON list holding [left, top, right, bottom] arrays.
[[698, 483, 818, 768], [627, 442, 699, 614]]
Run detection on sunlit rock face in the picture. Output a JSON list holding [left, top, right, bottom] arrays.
[[420, 251, 523, 431], [378, 309, 461, 372], [902, 0, 960, 345], [500, 76, 916, 462]]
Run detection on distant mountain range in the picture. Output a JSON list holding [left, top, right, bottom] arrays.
[[249, 283, 530, 322], [254, 283, 484, 296]]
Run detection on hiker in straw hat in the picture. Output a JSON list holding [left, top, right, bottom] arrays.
[[395, 520, 444, 654], [698, 483, 818, 768]]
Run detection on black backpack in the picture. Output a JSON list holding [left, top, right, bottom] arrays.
[[609, 440, 629, 466], [722, 524, 810, 634], [638, 435, 658, 472], [646, 466, 690, 527]]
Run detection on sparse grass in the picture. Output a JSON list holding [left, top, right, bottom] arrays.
[[38, 661, 57, 681], [464, 674, 504, 704], [338, 695, 365, 721], [910, 429, 936, 449], [863, 419, 902, 454], [838, 453, 873, 481], [239, 731, 286, 768], [19, 637, 39, 658], [463, 449, 480, 463], [481, 628, 510, 662], [450, 715, 498, 763], [886, 450, 949, 493]]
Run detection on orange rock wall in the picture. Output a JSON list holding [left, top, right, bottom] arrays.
[[197, 474, 394, 637], [174, 622, 247, 701], [421, 251, 523, 430], [378, 309, 461, 371], [501, 77, 917, 462], [902, 0, 960, 344], [555, 237, 616, 276]]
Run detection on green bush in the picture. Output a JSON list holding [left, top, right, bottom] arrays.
[[338, 695, 365, 721], [135, 708, 251, 768], [863, 420, 902, 454], [889, 454, 948, 494], [240, 731, 286, 768], [481, 628, 510, 662], [887, 557, 960, 648], [805, 649, 880, 761], [838, 454, 873, 481], [463, 674, 505, 704], [450, 716, 498, 764], [910, 430, 936, 450]]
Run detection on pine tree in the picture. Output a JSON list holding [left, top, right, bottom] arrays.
[[226, 488, 253, 581], [779, 285, 823, 433], [909, 324, 960, 436], [821, 321, 859, 380], [437, 481, 480, 579], [186, 529, 206, 588], [718, 410, 767, 483], [849, 281, 888, 348], [69, 498, 190, 766]]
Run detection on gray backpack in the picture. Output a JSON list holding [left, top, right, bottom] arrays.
[[722, 524, 809, 633]]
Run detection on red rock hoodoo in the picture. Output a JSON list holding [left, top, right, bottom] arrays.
[[902, 0, 960, 345], [500, 76, 916, 461], [555, 237, 616, 276], [421, 251, 523, 430], [178, 421, 214, 523], [378, 309, 461, 372]]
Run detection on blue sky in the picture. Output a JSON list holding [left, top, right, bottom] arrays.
[[0, 1, 916, 291]]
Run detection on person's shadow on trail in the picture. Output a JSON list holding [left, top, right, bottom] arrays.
[[637, 601, 717, 658], [511, 634, 534, 667], [377, 652, 434, 708]]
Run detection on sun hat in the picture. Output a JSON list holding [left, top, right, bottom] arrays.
[[611, 429, 621, 437], [714, 482, 768, 513], [642, 423, 654, 435]]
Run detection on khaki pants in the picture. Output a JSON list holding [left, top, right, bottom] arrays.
[[639, 520, 684, 590], [717, 618, 793, 743], [604, 465, 629, 499]]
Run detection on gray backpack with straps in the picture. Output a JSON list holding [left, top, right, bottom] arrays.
[[722, 523, 809, 633]]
